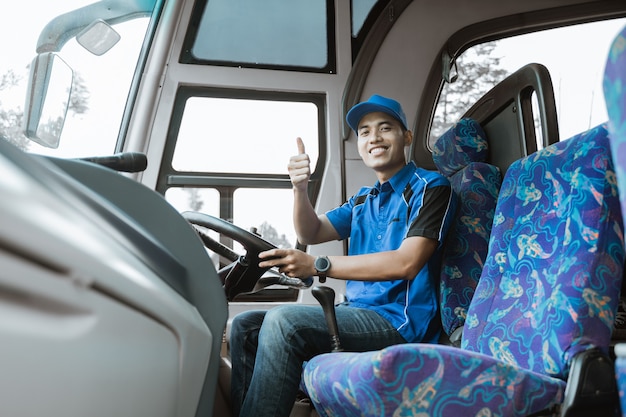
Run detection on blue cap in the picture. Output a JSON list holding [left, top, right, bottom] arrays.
[[346, 95, 408, 132]]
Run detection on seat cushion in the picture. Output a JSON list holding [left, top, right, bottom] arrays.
[[303, 343, 565, 417]]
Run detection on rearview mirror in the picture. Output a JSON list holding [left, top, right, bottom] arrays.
[[23, 52, 73, 149]]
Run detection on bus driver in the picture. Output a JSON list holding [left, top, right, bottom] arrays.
[[229, 94, 456, 417]]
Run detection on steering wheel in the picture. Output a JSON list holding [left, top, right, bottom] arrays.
[[182, 211, 312, 301]]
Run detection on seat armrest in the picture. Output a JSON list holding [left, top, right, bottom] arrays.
[[560, 348, 620, 417]]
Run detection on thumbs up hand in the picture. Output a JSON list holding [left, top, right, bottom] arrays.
[[288, 137, 311, 192]]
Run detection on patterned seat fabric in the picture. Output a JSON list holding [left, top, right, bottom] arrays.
[[432, 118, 502, 338], [303, 124, 625, 417], [462, 124, 624, 378], [604, 24, 626, 415], [604, 25, 626, 233]]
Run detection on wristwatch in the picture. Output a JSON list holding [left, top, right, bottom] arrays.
[[314, 256, 331, 283]]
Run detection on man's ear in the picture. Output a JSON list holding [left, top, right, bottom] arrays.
[[404, 130, 413, 146]]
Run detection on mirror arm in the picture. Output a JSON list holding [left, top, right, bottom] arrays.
[[36, 0, 155, 53]]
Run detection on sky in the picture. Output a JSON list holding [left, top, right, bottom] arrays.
[[0, 2, 89, 75], [493, 18, 626, 139]]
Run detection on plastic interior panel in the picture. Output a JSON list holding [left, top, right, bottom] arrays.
[[41, 156, 228, 417], [0, 248, 180, 417], [0, 139, 215, 417], [481, 101, 524, 178], [462, 63, 559, 175]]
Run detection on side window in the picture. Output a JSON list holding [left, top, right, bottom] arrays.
[[431, 42, 508, 142], [159, 91, 324, 296], [171, 97, 319, 174], [431, 18, 626, 145], [351, 0, 390, 61], [352, 0, 381, 37]]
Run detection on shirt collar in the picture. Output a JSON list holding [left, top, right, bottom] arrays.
[[374, 161, 416, 194]]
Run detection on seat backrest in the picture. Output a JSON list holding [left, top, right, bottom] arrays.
[[462, 124, 625, 380], [432, 118, 502, 341], [604, 24, 626, 227]]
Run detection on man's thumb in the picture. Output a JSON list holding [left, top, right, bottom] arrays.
[[296, 137, 306, 154]]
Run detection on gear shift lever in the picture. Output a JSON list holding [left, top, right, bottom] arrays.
[[311, 286, 343, 352]]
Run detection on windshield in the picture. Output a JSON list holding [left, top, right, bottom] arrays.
[[0, 1, 156, 157]]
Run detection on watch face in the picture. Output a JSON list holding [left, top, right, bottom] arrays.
[[316, 256, 330, 272]]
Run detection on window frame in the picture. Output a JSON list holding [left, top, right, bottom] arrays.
[[412, 5, 626, 171], [156, 87, 327, 301]]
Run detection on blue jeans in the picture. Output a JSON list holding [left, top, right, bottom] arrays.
[[229, 303, 407, 417]]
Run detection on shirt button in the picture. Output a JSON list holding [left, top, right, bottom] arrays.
[[377, 235, 382, 240]]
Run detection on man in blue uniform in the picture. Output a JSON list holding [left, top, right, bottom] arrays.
[[230, 95, 456, 417]]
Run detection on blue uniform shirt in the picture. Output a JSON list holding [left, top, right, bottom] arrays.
[[325, 162, 455, 343]]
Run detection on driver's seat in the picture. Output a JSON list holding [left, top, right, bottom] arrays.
[[302, 123, 624, 416]]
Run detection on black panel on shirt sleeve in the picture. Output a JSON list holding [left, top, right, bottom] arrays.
[[406, 185, 452, 241]]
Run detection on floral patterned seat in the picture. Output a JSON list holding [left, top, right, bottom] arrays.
[[432, 118, 502, 343], [303, 124, 625, 417], [604, 23, 626, 417], [605, 25, 626, 220]]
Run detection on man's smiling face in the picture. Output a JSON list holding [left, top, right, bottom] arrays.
[[356, 112, 413, 182]]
